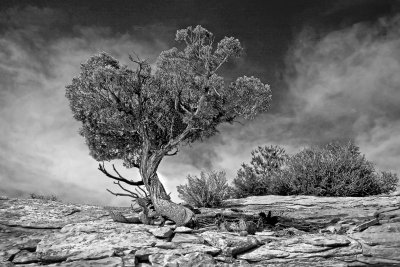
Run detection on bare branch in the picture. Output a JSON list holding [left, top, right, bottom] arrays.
[[98, 162, 144, 186], [131, 203, 143, 213], [129, 51, 142, 64], [213, 55, 229, 73], [106, 189, 137, 198], [136, 185, 149, 197], [113, 181, 139, 198]]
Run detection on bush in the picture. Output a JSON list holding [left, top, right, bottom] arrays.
[[177, 171, 233, 208], [233, 145, 287, 197], [30, 193, 59, 201], [233, 141, 398, 197]]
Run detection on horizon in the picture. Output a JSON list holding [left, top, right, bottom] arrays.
[[1, 0, 400, 206]]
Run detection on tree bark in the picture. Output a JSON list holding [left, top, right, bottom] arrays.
[[139, 155, 195, 226]]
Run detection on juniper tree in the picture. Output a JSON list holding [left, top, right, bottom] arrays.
[[65, 25, 271, 225]]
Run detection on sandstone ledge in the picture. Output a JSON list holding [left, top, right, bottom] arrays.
[[1, 194, 399, 266]]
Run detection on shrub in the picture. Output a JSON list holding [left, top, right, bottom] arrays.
[[281, 141, 398, 196], [30, 193, 59, 201], [233, 145, 288, 197], [233, 141, 398, 197], [177, 171, 233, 208]]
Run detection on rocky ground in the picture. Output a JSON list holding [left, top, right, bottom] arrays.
[[0, 193, 399, 267]]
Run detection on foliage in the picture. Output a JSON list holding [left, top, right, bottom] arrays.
[[65, 25, 271, 169], [280, 141, 398, 196], [30, 193, 59, 201], [233, 145, 288, 197], [233, 141, 398, 197], [177, 171, 233, 208]]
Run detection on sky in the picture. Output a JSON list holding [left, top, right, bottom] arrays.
[[1, 0, 400, 206]]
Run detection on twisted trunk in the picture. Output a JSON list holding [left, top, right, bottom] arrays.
[[139, 152, 195, 226]]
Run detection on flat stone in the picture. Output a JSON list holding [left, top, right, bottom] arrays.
[[0, 198, 109, 228], [363, 222, 400, 233], [150, 252, 215, 266], [178, 243, 221, 255], [135, 243, 220, 260], [362, 244, 400, 260], [174, 226, 193, 233], [283, 243, 331, 253], [36, 220, 158, 262], [12, 250, 39, 264], [356, 254, 400, 266], [303, 235, 351, 247], [154, 241, 179, 249], [351, 232, 400, 246], [148, 227, 174, 238], [351, 218, 379, 232], [171, 233, 204, 244], [46, 257, 123, 266], [237, 247, 290, 262]]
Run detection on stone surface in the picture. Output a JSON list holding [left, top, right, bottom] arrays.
[[200, 231, 262, 256], [237, 247, 290, 262], [171, 233, 204, 244], [0, 198, 109, 228], [174, 226, 193, 233], [148, 226, 174, 238], [12, 250, 39, 264], [303, 234, 351, 247], [36, 220, 159, 262], [1, 195, 400, 266], [149, 252, 215, 266], [47, 257, 123, 266], [135, 243, 220, 261]]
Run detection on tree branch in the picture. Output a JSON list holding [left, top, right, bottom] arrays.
[[106, 189, 137, 198], [98, 162, 144, 186], [113, 181, 140, 198]]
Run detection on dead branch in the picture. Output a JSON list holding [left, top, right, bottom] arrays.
[[113, 181, 140, 198], [98, 162, 144, 186], [106, 189, 137, 198]]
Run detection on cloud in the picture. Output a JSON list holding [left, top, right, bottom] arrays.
[[0, 6, 174, 206], [283, 15, 400, 170], [214, 14, 400, 179], [182, 13, 400, 190]]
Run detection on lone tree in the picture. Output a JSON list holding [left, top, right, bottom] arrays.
[[65, 25, 271, 226]]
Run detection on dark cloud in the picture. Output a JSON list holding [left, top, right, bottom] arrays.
[[0, 5, 171, 206], [213, 13, 400, 179]]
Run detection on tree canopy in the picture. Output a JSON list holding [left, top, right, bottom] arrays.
[[66, 25, 272, 171]]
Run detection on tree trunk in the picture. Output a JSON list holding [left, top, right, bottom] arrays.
[[140, 156, 195, 227]]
